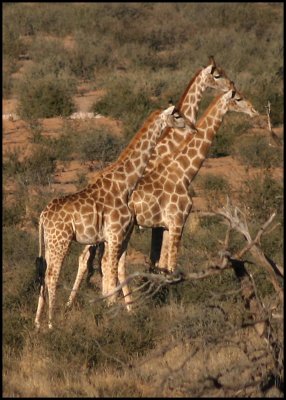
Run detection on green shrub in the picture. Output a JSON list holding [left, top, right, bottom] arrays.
[[23, 146, 57, 185], [200, 174, 230, 193], [28, 119, 44, 143], [92, 76, 160, 137], [3, 149, 23, 177], [4, 146, 57, 186], [3, 201, 26, 227], [267, 93, 284, 126], [233, 135, 283, 168], [239, 172, 283, 224], [17, 66, 76, 119], [78, 128, 124, 163]]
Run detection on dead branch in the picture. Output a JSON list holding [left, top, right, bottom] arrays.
[[265, 101, 282, 148], [218, 198, 283, 302]]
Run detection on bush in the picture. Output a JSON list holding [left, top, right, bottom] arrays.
[[239, 172, 283, 224], [78, 128, 124, 163], [4, 146, 57, 186], [92, 76, 160, 137], [200, 174, 230, 193], [3, 149, 23, 177], [3, 197, 26, 227], [23, 146, 57, 185], [17, 66, 76, 119], [233, 135, 283, 168]]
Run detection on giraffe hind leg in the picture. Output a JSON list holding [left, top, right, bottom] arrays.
[[66, 245, 91, 310], [34, 256, 47, 330], [36, 256, 47, 287], [86, 245, 97, 283]]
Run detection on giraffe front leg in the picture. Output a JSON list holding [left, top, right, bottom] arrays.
[[101, 241, 120, 305], [118, 250, 133, 311], [66, 245, 91, 310], [167, 226, 183, 273]]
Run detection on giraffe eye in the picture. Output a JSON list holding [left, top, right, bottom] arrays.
[[214, 74, 221, 79], [236, 98, 243, 102]]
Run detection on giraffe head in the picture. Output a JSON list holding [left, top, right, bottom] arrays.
[[226, 81, 259, 117], [160, 104, 196, 131], [202, 55, 232, 92]]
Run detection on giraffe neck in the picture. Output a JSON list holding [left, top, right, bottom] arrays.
[[172, 93, 229, 185], [177, 68, 208, 124], [144, 69, 207, 174], [109, 109, 165, 192]]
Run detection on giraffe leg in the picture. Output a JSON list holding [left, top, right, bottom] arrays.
[[66, 245, 90, 310], [117, 250, 133, 311], [86, 245, 97, 283], [157, 230, 170, 271], [35, 284, 46, 330], [101, 240, 121, 305], [167, 226, 183, 273], [35, 250, 49, 329], [45, 244, 70, 329], [117, 224, 134, 311], [149, 227, 164, 268]]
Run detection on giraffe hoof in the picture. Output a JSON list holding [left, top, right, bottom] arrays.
[[48, 322, 53, 330]]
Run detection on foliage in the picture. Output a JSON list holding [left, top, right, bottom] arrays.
[[233, 135, 283, 168], [239, 172, 283, 224], [4, 145, 57, 186], [17, 65, 76, 119], [92, 76, 160, 137], [77, 127, 124, 163], [2, 3, 283, 397]]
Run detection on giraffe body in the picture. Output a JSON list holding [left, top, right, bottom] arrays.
[[129, 86, 259, 272], [35, 105, 189, 329], [66, 57, 233, 308]]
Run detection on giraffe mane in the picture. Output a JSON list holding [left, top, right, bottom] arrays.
[[177, 68, 203, 110], [196, 92, 225, 128], [116, 109, 162, 163]]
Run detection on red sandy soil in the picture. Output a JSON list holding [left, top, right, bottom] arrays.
[[3, 88, 283, 227]]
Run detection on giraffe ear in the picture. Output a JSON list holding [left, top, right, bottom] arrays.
[[224, 89, 234, 100], [203, 64, 213, 74], [162, 104, 176, 115]]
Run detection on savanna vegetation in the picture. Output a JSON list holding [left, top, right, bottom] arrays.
[[3, 2, 283, 397]]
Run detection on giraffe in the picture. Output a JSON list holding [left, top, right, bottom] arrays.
[[66, 56, 233, 309], [69, 82, 259, 311], [144, 56, 231, 175], [34, 104, 191, 329], [128, 83, 259, 281]]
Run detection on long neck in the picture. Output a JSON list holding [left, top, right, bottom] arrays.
[[172, 93, 229, 185], [111, 110, 165, 191], [144, 69, 206, 174], [177, 68, 207, 124]]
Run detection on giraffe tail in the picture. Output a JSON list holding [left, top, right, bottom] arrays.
[[35, 214, 47, 287]]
